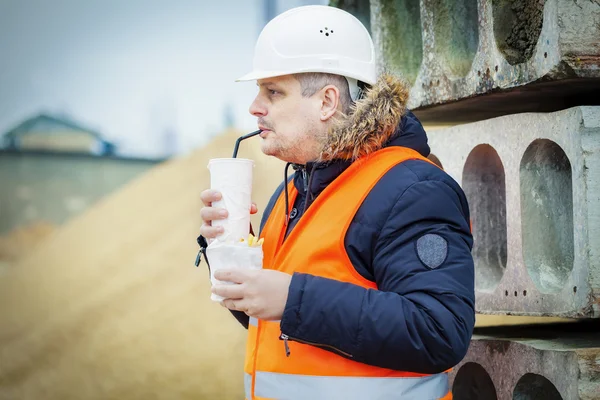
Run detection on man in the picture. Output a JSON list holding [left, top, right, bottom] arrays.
[[199, 5, 474, 400]]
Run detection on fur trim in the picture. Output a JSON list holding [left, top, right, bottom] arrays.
[[319, 73, 410, 162]]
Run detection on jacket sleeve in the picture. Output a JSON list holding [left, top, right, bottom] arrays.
[[280, 179, 475, 374]]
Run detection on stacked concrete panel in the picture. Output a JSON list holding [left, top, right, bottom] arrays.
[[424, 106, 600, 317], [330, 1, 600, 395], [334, 0, 600, 123], [449, 331, 600, 399]]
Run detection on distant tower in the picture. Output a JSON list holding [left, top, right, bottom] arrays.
[[264, 0, 277, 27], [161, 126, 178, 158], [224, 103, 235, 129], [149, 96, 179, 158]]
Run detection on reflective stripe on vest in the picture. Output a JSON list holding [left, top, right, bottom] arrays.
[[246, 147, 447, 400], [253, 371, 449, 400], [249, 316, 258, 327], [244, 373, 252, 400]]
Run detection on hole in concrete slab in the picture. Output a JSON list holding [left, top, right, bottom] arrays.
[[332, 0, 371, 33], [523, 290, 527, 296], [513, 373, 563, 400], [378, 0, 423, 84], [432, 0, 479, 78], [463, 144, 507, 293], [453, 362, 498, 400], [505, 290, 509, 296], [428, 153, 444, 169], [493, 0, 545, 65], [520, 140, 573, 294], [573, 286, 577, 293]]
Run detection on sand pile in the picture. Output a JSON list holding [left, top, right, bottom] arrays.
[[0, 222, 56, 263], [0, 129, 284, 400]]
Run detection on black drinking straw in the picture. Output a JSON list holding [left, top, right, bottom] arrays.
[[232, 130, 262, 158]]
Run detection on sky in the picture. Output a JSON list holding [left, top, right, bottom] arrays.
[[0, 0, 327, 158]]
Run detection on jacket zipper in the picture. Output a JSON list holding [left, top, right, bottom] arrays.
[[281, 333, 291, 357], [302, 168, 309, 193], [279, 333, 353, 358]]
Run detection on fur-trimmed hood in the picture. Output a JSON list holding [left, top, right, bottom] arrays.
[[319, 73, 419, 162]]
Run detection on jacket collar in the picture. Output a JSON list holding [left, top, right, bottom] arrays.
[[293, 109, 430, 196]]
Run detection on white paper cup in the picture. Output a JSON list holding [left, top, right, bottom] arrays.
[[208, 158, 254, 243]]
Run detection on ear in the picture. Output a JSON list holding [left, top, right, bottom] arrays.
[[319, 85, 340, 121]]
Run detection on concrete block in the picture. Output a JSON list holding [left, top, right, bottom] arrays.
[[450, 329, 600, 400], [425, 106, 600, 317], [333, 0, 600, 123]]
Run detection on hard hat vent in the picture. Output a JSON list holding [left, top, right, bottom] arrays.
[[319, 27, 333, 37]]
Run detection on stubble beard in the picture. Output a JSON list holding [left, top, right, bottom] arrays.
[[260, 119, 327, 164]]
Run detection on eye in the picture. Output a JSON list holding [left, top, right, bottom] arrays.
[[269, 89, 278, 95]]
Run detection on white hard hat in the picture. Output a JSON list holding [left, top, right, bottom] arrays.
[[236, 5, 377, 90]]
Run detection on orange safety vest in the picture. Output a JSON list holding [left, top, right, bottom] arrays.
[[245, 147, 453, 400]]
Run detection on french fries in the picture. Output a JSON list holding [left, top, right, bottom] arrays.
[[240, 233, 264, 247]]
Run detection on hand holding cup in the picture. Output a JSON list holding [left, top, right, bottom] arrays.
[[200, 190, 258, 241]]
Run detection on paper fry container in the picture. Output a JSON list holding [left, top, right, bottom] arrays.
[[207, 242, 263, 302]]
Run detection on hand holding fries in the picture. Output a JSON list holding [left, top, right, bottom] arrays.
[[207, 233, 264, 302]]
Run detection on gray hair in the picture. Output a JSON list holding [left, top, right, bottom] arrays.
[[294, 72, 353, 115]]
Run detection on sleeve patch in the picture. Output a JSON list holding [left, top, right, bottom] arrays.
[[416, 234, 448, 269]]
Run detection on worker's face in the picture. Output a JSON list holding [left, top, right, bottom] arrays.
[[249, 75, 329, 164]]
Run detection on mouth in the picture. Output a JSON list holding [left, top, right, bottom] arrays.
[[258, 126, 271, 138]]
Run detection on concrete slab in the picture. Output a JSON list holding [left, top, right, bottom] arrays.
[[335, 0, 600, 123], [450, 330, 600, 399], [426, 106, 600, 317]]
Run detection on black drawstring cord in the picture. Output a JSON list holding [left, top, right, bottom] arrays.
[[284, 162, 292, 226], [302, 163, 318, 215], [283, 162, 316, 227]]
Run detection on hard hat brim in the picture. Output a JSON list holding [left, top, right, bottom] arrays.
[[236, 69, 376, 85], [235, 70, 295, 82]]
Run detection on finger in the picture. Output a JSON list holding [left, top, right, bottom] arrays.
[[250, 202, 258, 215], [221, 298, 248, 312], [199, 223, 224, 239], [212, 283, 245, 300], [200, 189, 222, 207], [200, 207, 228, 224], [214, 269, 250, 284]]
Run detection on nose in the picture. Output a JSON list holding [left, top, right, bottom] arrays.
[[249, 95, 267, 117]]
